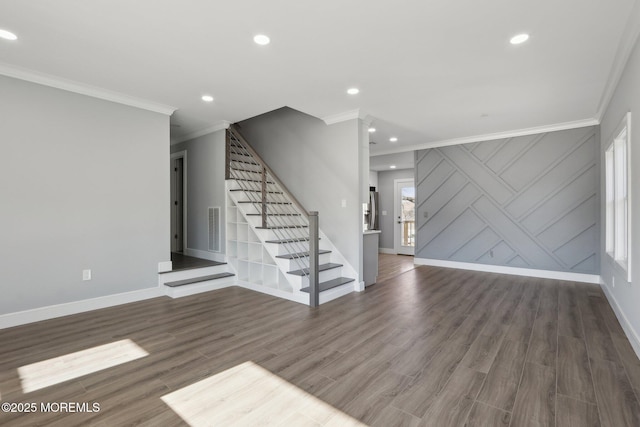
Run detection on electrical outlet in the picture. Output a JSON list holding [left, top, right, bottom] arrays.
[[341, 199, 347, 208], [382, 210, 387, 216], [82, 269, 92, 281], [423, 211, 429, 218]]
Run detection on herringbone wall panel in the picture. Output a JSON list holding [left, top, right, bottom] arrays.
[[415, 126, 599, 274]]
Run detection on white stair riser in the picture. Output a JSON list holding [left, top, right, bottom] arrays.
[[158, 265, 230, 286], [280, 252, 332, 271], [265, 241, 312, 255], [165, 277, 236, 298], [255, 228, 308, 241], [297, 267, 342, 286]]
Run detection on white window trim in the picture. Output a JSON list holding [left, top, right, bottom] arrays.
[[605, 112, 632, 282]]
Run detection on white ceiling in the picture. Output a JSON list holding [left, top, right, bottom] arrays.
[[0, 0, 637, 155]]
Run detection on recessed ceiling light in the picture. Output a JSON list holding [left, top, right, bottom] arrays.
[[368, 127, 376, 133], [0, 29, 18, 41], [254, 34, 270, 45], [389, 137, 398, 142], [510, 33, 529, 45], [347, 88, 360, 95], [201, 95, 214, 102], [390, 165, 397, 169]]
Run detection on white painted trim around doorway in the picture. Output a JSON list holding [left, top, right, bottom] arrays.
[[394, 178, 415, 255], [171, 151, 187, 252]]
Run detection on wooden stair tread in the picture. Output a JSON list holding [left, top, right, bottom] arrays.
[[230, 189, 283, 194], [165, 272, 235, 288], [247, 213, 300, 217], [256, 225, 307, 229], [276, 250, 331, 259], [237, 201, 291, 205], [300, 277, 355, 293], [265, 237, 310, 244], [288, 263, 343, 276], [229, 178, 276, 184]]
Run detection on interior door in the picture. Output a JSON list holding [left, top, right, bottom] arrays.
[[394, 179, 415, 255]]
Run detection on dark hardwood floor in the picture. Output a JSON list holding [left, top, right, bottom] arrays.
[[377, 253, 416, 284], [170, 252, 224, 271], [1, 266, 639, 426]]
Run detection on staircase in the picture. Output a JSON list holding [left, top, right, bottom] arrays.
[[225, 126, 356, 306], [159, 259, 235, 298]]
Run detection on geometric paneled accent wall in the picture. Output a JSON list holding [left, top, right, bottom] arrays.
[[415, 126, 599, 274]]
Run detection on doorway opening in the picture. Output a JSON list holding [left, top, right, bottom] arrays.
[[170, 152, 186, 253], [394, 179, 415, 256]]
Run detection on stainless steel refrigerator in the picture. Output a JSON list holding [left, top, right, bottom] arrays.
[[364, 187, 379, 230]]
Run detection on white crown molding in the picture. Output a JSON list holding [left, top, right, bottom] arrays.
[[595, 0, 640, 121], [413, 258, 601, 284], [370, 117, 599, 156], [172, 120, 231, 144], [0, 62, 176, 115], [322, 109, 370, 125]]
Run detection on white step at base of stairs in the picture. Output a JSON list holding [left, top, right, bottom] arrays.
[[164, 273, 236, 298], [158, 264, 229, 286]]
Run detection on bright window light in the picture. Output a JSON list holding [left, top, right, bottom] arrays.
[[162, 361, 366, 426], [18, 339, 149, 393], [510, 33, 529, 44], [605, 112, 631, 282], [0, 29, 18, 41], [253, 34, 270, 45]]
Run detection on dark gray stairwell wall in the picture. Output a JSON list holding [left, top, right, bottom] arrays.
[[415, 126, 600, 274]]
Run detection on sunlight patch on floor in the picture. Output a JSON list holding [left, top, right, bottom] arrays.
[[161, 361, 366, 426], [18, 339, 148, 393]]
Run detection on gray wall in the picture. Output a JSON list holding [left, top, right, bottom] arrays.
[[238, 108, 362, 277], [377, 168, 415, 250], [415, 126, 600, 274], [0, 75, 170, 315], [171, 130, 226, 256], [599, 30, 640, 346]]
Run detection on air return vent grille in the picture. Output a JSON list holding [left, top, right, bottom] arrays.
[[208, 207, 221, 252]]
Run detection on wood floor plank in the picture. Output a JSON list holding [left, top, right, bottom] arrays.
[[420, 366, 486, 427], [611, 336, 640, 390], [509, 362, 556, 427], [465, 401, 510, 427], [590, 358, 640, 427], [558, 335, 596, 403], [556, 394, 600, 427], [476, 339, 528, 412]]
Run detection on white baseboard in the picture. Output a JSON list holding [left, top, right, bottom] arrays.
[[0, 288, 164, 330], [379, 248, 395, 254], [184, 248, 226, 263], [600, 282, 640, 360], [354, 281, 365, 292], [413, 258, 601, 284], [158, 260, 172, 273]]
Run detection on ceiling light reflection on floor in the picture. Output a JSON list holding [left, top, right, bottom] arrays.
[[161, 361, 366, 426], [18, 339, 149, 393]]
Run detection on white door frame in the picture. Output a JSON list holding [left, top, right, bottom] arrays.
[[394, 178, 415, 255], [171, 151, 188, 252]]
